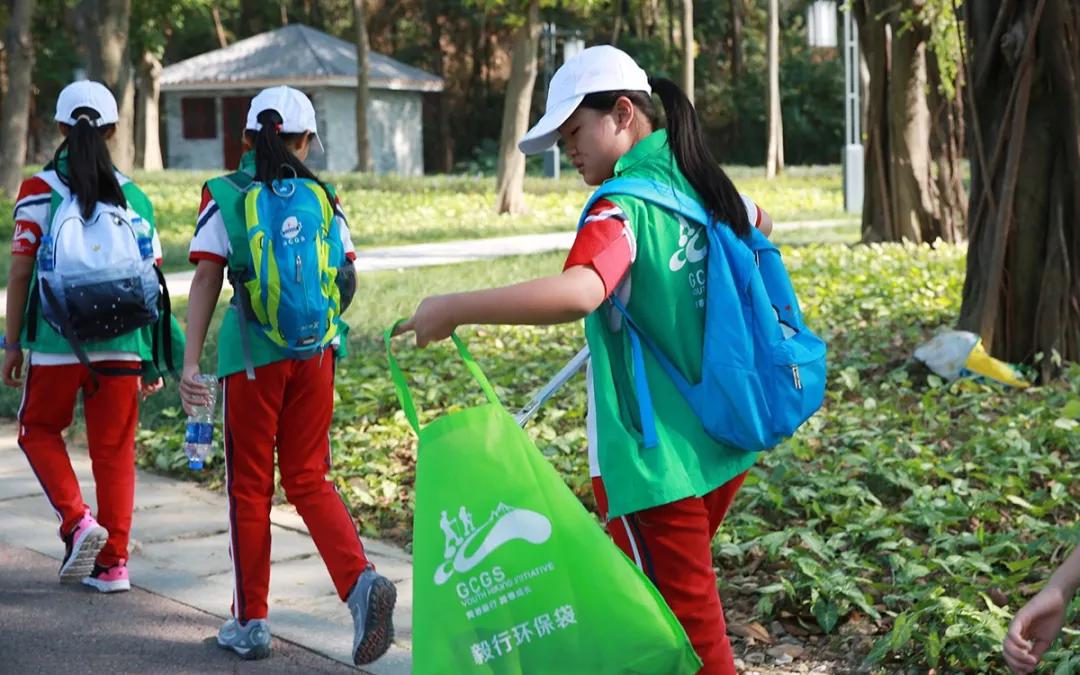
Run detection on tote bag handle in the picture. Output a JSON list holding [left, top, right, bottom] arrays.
[[384, 319, 501, 435]]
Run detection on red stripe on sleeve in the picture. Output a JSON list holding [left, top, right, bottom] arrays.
[[15, 176, 51, 203], [563, 199, 633, 295], [189, 251, 227, 266]]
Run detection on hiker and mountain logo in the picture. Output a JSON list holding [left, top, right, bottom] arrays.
[[434, 502, 552, 586]]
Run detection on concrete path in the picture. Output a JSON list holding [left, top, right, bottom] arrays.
[[157, 218, 853, 298], [161, 231, 578, 299], [0, 426, 412, 673], [0, 542, 359, 674]]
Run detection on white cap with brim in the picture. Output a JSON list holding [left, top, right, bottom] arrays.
[[246, 85, 324, 152], [55, 81, 119, 127], [518, 45, 651, 156]]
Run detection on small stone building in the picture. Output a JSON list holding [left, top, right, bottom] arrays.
[[160, 24, 444, 175]]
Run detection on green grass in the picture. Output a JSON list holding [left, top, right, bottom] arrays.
[[0, 166, 853, 283]]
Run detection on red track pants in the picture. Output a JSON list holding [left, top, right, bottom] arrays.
[[222, 356, 371, 621], [18, 361, 140, 566], [594, 472, 748, 675]]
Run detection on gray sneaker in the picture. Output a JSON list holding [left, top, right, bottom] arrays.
[[217, 618, 272, 660], [347, 567, 397, 665]]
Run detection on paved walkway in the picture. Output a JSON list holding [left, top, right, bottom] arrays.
[[158, 231, 578, 299], [0, 426, 412, 673], [159, 219, 853, 298], [0, 542, 359, 674]]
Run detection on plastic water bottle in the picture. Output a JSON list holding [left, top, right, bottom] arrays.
[[183, 374, 218, 470], [133, 215, 154, 260]]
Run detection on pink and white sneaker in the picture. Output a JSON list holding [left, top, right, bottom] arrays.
[[82, 560, 131, 593], [58, 513, 108, 584]]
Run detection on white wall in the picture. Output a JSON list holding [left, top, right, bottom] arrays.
[[165, 88, 425, 175], [318, 88, 425, 175], [163, 93, 221, 170]]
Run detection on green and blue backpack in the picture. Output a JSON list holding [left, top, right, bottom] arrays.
[[211, 171, 356, 378]]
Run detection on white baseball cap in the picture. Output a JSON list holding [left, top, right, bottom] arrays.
[[55, 81, 119, 127], [518, 45, 651, 155], [246, 86, 323, 151]]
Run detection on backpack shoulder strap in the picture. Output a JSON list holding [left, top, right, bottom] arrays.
[[207, 171, 259, 381], [206, 171, 255, 271], [36, 170, 68, 200], [579, 177, 712, 229], [576, 177, 729, 451]]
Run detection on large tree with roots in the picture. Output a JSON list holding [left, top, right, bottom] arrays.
[[958, 0, 1080, 377]]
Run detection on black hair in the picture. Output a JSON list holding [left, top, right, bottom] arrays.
[[579, 77, 751, 237], [244, 109, 332, 202], [54, 106, 126, 220]]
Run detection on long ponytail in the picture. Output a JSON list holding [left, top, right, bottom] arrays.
[[246, 109, 333, 202], [648, 77, 750, 237], [54, 106, 126, 220], [579, 79, 751, 238]]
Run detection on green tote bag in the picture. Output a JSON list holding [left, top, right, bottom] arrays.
[[386, 323, 702, 675]]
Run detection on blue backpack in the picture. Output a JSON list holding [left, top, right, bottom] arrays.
[[579, 178, 827, 452], [217, 174, 356, 379]]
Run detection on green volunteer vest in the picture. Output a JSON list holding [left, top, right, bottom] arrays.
[[584, 130, 758, 519], [204, 151, 349, 378], [22, 160, 159, 361]]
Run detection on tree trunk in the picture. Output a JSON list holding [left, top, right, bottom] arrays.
[[927, 47, 966, 243], [730, 0, 743, 83], [211, 5, 229, 48], [681, 0, 694, 102], [354, 0, 371, 172], [427, 0, 453, 172], [494, 0, 540, 215], [853, 1, 890, 237], [853, 0, 963, 244], [134, 51, 163, 171], [77, 0, 135, 173], [959, 0, 1080, 376], [765, 0, 783, 178], [0, 0, 35, 198], [882, 17, 935, 242]]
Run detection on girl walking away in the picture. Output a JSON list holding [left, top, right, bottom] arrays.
[[398, 46, 773, 675], [2, 80, 176, 594], [179, 86, 395, 665]]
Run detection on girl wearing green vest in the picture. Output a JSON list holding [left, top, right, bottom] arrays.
[[2, 81, 167, 594], [180, 86, 396, 665], [398, 46, 770, 675]]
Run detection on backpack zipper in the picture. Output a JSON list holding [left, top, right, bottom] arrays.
[[295, 254, 302, 283], [791, 364, 802, 390]]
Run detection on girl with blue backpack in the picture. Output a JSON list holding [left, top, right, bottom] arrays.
[[398, 46, 794, 675], [2, 80, 174, 594], [179, 86, 396, 665]]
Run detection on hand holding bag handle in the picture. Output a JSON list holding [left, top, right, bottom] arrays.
[[384, 319, 501, 435]]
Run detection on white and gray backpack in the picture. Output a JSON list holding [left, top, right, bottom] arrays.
[[31, 171, 167, 373]]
